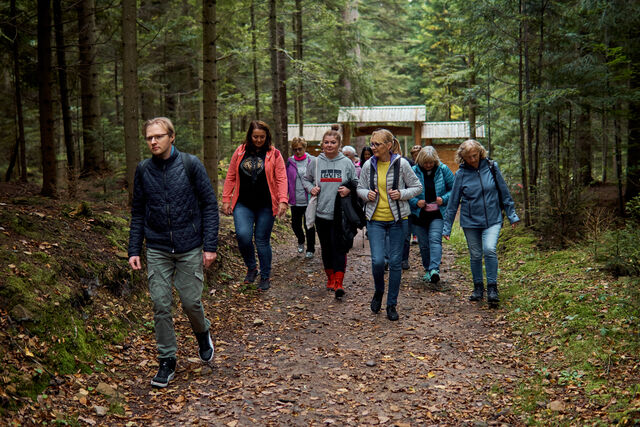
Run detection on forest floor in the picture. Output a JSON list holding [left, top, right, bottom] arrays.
[[2, 181, 636, 426]]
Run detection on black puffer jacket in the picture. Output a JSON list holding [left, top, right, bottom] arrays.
[[128, 147, 219, 257], [332, 179, 366, 253]]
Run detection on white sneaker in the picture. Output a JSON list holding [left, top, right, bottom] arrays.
[[305, 251, 314, 259], [297, 244, 304, 253]]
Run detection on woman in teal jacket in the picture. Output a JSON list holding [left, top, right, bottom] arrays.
[[409, 146, 454, 285], [442, 140, 519, 304]]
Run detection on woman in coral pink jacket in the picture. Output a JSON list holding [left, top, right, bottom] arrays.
[[222, 120, 288, 291]]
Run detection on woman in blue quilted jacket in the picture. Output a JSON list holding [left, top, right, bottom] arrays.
[[409, 146, 454, 286], [442, 140, 520, 304]]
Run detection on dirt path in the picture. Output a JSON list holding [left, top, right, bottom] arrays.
[[120, 230, 523, 426]]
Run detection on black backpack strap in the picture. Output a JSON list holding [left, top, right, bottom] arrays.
[[181, 152, 199, 202], [392, 158, 401, 220], [487, 159, 504, 211], [370, 162, 375, 190]]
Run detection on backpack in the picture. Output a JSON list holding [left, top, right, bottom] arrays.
[[487, 159, 504, 212], [370, 158, 402, 219]]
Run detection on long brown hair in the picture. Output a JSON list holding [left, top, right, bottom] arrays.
[[244, 120, 272, 152]]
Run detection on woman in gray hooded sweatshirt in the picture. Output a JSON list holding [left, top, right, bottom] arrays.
[[303, 128, 356, 298]]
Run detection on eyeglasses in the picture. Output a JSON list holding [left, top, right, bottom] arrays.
[[145, 134, 168, 142], [370, 142, 386, 148]]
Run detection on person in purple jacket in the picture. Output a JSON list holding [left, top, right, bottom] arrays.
[[286, 137, 316, 258]]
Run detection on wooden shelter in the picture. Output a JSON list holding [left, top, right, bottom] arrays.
[[422, 121, 486, 173], [287, 123, 334, 156]]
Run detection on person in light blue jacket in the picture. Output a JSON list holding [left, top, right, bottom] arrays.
[[409, 146, 454, 285], [442, 140, 519, 304]]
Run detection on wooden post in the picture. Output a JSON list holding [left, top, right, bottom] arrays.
[[414, 121, 422, 146], [343, 123, 351, 147]]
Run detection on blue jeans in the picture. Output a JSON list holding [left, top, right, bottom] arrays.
[[367, 219, 409, 307], [413, 218, 443, 272], [233, 202, 275, 280], [463, 223, 502, 285]]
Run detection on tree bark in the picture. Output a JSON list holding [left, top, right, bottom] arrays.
[[574, 107, 592, 186], [203, 0, 219, 192], [518, 0, 531, 226], [277, 20, 288, 158], [269, 0, 282, 147], [122, 0, 141, 204], [77, 0, 103, 175], [625, 27, 640, 202], [53, 0, 77, 196], [38, 0, 57, 197], [294, 0, 303, 136], [251, 0, 260, 120], [6, 0, 27, 183], [468, 53, 476, 140]]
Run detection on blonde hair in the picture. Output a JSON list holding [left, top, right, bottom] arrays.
[[415, 146, 441, 167], [456, 139, 488, 165], [143, 117, 175, 138], [291, 136, 307, 149], [370, 129, 402, 156]]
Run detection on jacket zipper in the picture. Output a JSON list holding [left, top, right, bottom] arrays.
[[163, 163, 175, 253], [477, 168, 489, 228]]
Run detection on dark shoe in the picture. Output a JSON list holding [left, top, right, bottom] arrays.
[[430, 269, 440, 284], [334, 271, 345, 299], [469, 283, 484, 301], [244, 268, 258, 284], [297, 244, 304, 253], [386, 305, 399, 321], [370, 291, 383, 313], [487, 284, 499, 304], [151, 357, 176, 388], [195, 330, 214, 362], [402, 260, 410, 270], [258, 277, 271, 291], [384, 262, 389, 271]]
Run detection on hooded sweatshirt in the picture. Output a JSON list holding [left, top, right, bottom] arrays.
[[302, 152, 356, 220]]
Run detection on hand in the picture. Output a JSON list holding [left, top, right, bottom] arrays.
[[203, 251, 217, 268], [311, 186, 321, 196], [129, 256, 142, 270], [417, 200, 426, 208], [388, 189, 401, 200], [511, 221, 520, 229], [367, 190, 378, 202], [338, 186, 350, 197], [443, 235, 450, 241], [277, 202, 288, 218], [436, 197, 443, 206], [222, 202, 232, 216]]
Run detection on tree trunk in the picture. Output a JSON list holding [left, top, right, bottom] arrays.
[[203, 0, 219, 192], [341, 1, 360, 105], [615, 112, 624, 215], [251, 0, 260, 120], [269, 0, 282, 146], [7, 0, 27, 183], [523, 1, 535, 219], [518, 0, 531, 226], [468, 53, 476, 140], [38, 0, 57, 197], [77, 0, 103, 175], [294, 0, 303, 136], [122, 0, 141, 204], [602, 111, 608, 183], [574, 107, 592, 186], [277, 20, 288, 158], [53, 0, 77, 196], [625, 27, 640, 202]]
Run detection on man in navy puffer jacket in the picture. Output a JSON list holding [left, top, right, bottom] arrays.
[[128, 117, 219, 388]]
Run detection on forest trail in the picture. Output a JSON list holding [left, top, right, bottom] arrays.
[[122, 230, 523, 426]]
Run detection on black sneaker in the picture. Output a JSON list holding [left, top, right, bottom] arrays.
[[402, 260, 410, 270], [195, 330, 214, 362], [151, 357, 176, 388], [386, 305, 399, 321], [370, 291, 383, 313], [244, 268, 258, 284], [258, 277, 271, 291]]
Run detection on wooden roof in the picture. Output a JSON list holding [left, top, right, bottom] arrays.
[[422, 121, 486, 139], [338, 105, 426, 123], [287, 124, 334, 142]]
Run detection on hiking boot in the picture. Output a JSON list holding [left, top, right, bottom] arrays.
[[244, 268, 258, 284], [370, 291, 383, 313], [386, 305, 399, 321], [487, 283, 499, 304], [430, 269, 440, 284], [325, 269, 335, 291], [305, 251, 314, 259], [258, 277, 271, 291], [469, 283, 484, 301], [422, 271, 431, 282], [195, 330, 214, 362], [402, 260, 410, 270], [297, 244, 304, 253], [151, 357, 176, 388], [334, 271, 345, 299]]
